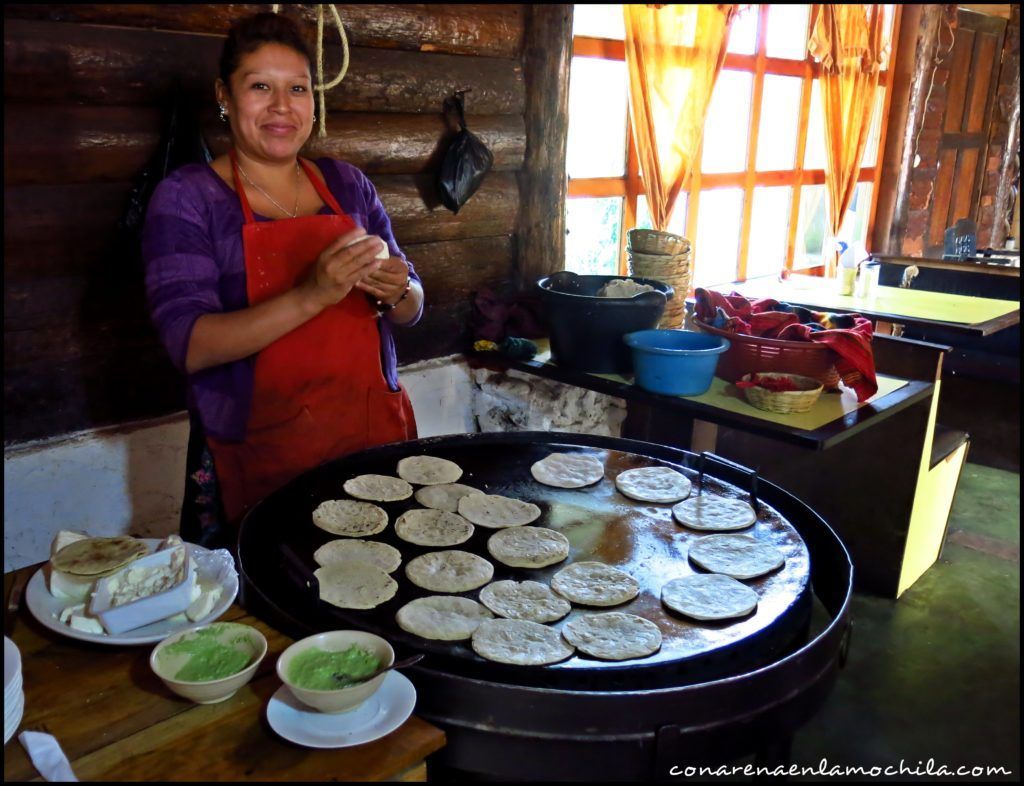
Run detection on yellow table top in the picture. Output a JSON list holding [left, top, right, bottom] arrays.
[[590, 367, 908, 431], [720, 276, 1019, 327]]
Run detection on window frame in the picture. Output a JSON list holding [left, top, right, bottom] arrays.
[[567, 4, 902, 283]]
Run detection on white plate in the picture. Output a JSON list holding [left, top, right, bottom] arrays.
[[24, 541, 238, 646], [4, 637, 21, 693], [266, 671, 416, 749], [4, 691, 24, 744]]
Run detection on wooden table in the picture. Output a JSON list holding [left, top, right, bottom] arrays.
[[2, 568, 445, 782], [872, 253, 1020, 278], [717, 275, 1020, 337]]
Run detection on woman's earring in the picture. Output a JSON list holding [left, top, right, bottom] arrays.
[[218, 104, 228, 122]]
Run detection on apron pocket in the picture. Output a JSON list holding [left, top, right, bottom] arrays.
[[367, 387, 415, 447]]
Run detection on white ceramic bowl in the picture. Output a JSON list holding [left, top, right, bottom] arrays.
[[150, 622, 266, 704], [277, 630, 394, 714]]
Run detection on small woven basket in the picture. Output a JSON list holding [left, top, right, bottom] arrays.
[[628, 251, 691, 329], [627, 228, 691, 257], [740, 373, 824, 414]]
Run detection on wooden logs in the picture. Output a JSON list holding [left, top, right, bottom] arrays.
[[516, 5, 572, 290]]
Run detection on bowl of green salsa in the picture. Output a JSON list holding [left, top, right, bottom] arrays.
[[150, 622, 267, 704], [277, 631, 394, 714]]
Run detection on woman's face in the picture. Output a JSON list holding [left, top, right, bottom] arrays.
[[217, 42, 314, 163]]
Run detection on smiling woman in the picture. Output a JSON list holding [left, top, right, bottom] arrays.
[[142, 12, 425, 547]]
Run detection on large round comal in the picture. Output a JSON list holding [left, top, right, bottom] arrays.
[[623, 329, 730, 396], [537, 271, 674, 374]]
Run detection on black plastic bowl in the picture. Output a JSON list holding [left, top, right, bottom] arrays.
[[537, 271, 674, 374]]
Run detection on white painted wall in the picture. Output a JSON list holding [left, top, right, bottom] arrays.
[[3, 356, 478, 572]]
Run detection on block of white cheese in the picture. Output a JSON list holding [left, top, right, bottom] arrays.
[[185, 583, 224, 622], [343, 235, 390, 260], [57, 603, 106, 635], [48, 530, 96, 602], [90, 545, 196, 635]]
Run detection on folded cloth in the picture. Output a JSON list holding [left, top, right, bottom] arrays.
[[19, 731, 79, 782], [695, 288, 877, 401]]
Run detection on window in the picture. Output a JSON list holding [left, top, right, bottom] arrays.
[[565, 4, 899, 286]]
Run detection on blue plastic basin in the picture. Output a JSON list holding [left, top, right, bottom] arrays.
[[622, 330, 730, 396]]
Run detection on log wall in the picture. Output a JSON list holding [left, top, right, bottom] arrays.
[[2, 4, 555, 444]]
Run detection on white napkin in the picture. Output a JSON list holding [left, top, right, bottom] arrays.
[[18, 731, 79, 782]]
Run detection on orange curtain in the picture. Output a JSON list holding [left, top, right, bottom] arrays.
[[623, 4, 738, 231], [808, 4, 887, 276]]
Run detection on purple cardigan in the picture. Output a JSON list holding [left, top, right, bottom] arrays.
[[142, 158, 422, 442]]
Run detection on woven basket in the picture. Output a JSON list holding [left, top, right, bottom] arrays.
[[740, 373, 824, 414], [627, 228, 691, 256], [693, 318, 842, 389], [629, 252, 691, 329]]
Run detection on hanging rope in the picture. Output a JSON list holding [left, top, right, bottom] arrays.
[[269, 4, 350, 138]]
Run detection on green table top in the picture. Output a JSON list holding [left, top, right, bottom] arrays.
[[716, 275, 1019, 335]]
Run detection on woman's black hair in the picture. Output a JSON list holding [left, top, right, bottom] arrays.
[[219, 12, 315, 91]]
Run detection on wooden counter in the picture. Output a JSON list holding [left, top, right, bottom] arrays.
[[3, 568, 445, 782]]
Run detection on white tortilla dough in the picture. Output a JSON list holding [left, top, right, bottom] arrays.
[[396, 596, 493, 641], [486, 526, 570, 569], [314, 563, 398, 610], [395, 509, 474, 547], [662, 573, 759, 620], [551, 561, 639, 607], [313, 539, 402, 572], [615, 467, 692, 503], [688, 534, 785, 580], [561, 612, 662, 660], [414, 483, 484, 513], [530, 453, 605, 488], [471, 618, 575, 666], [312, 500, 389, 537], [397, 455, 464, 486], [672, 496, 756, 531], [478, 580, 572, 623], [343, 474, 413, 502], [404, 550, 494, 593], [458, 494, 542, 529]]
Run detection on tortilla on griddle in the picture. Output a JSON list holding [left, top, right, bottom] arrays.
[[458, 494, 541, 529], [314, 563, 398, 610], [312, 500, 388, 537], [313, 539, 402, 573], [471, 618, 575, 666], [397, 455, 463, 486], [530, 453, 604, 489], [51, 536, 149, 576], [405, 550, 494, 593], [614, 467, 692, 503], [661, 573, 759, 620], [343, 474, 413, 502], [672, 496, 756, 531], [395, 509, 474, 547], [478, 580, 571, 623], [396, 596, 493, 641], [561, 612, 662, 660], [687, 534, 785, 580], [486, 526, 570, 569], [414, 483, 484, 513], [551, 561, 639, 607]]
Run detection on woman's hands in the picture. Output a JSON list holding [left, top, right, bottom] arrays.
[[299, 227, 388, 314]]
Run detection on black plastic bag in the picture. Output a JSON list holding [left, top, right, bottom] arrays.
[[437, 90, 494, 214]]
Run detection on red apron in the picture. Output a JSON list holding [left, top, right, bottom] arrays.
[[208, 150, 417, 524]]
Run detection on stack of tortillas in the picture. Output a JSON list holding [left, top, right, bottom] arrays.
[[51, 536, 149, 578]]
